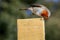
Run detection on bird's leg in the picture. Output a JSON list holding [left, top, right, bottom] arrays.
[[40, 16, 44, 20]]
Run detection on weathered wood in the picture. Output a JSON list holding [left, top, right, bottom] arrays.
[[17, 18, 45, 40]]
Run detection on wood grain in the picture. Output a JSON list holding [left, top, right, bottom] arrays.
[[17, 18, 45, 40]]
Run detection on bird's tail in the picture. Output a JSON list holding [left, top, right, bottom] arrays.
[[19, 8, 27, 10]]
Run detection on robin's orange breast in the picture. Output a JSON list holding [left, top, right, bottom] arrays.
[[41, 9, 48, 20], [41, 9, 48, 17]]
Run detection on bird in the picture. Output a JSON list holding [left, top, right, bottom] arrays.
[[19, 4, 51, 20]]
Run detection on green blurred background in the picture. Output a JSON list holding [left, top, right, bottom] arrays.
[[0, 0, 60, 40]]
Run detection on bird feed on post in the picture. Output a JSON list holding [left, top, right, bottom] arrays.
[[17, 18, 45, 40]]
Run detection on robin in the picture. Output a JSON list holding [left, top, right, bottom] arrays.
[[19, 4, 51, 20]]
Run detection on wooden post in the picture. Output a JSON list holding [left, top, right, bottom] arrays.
[[17, 18, 45, 40]]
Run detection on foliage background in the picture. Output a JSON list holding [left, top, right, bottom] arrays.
[[0, 0, 60, 40]]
